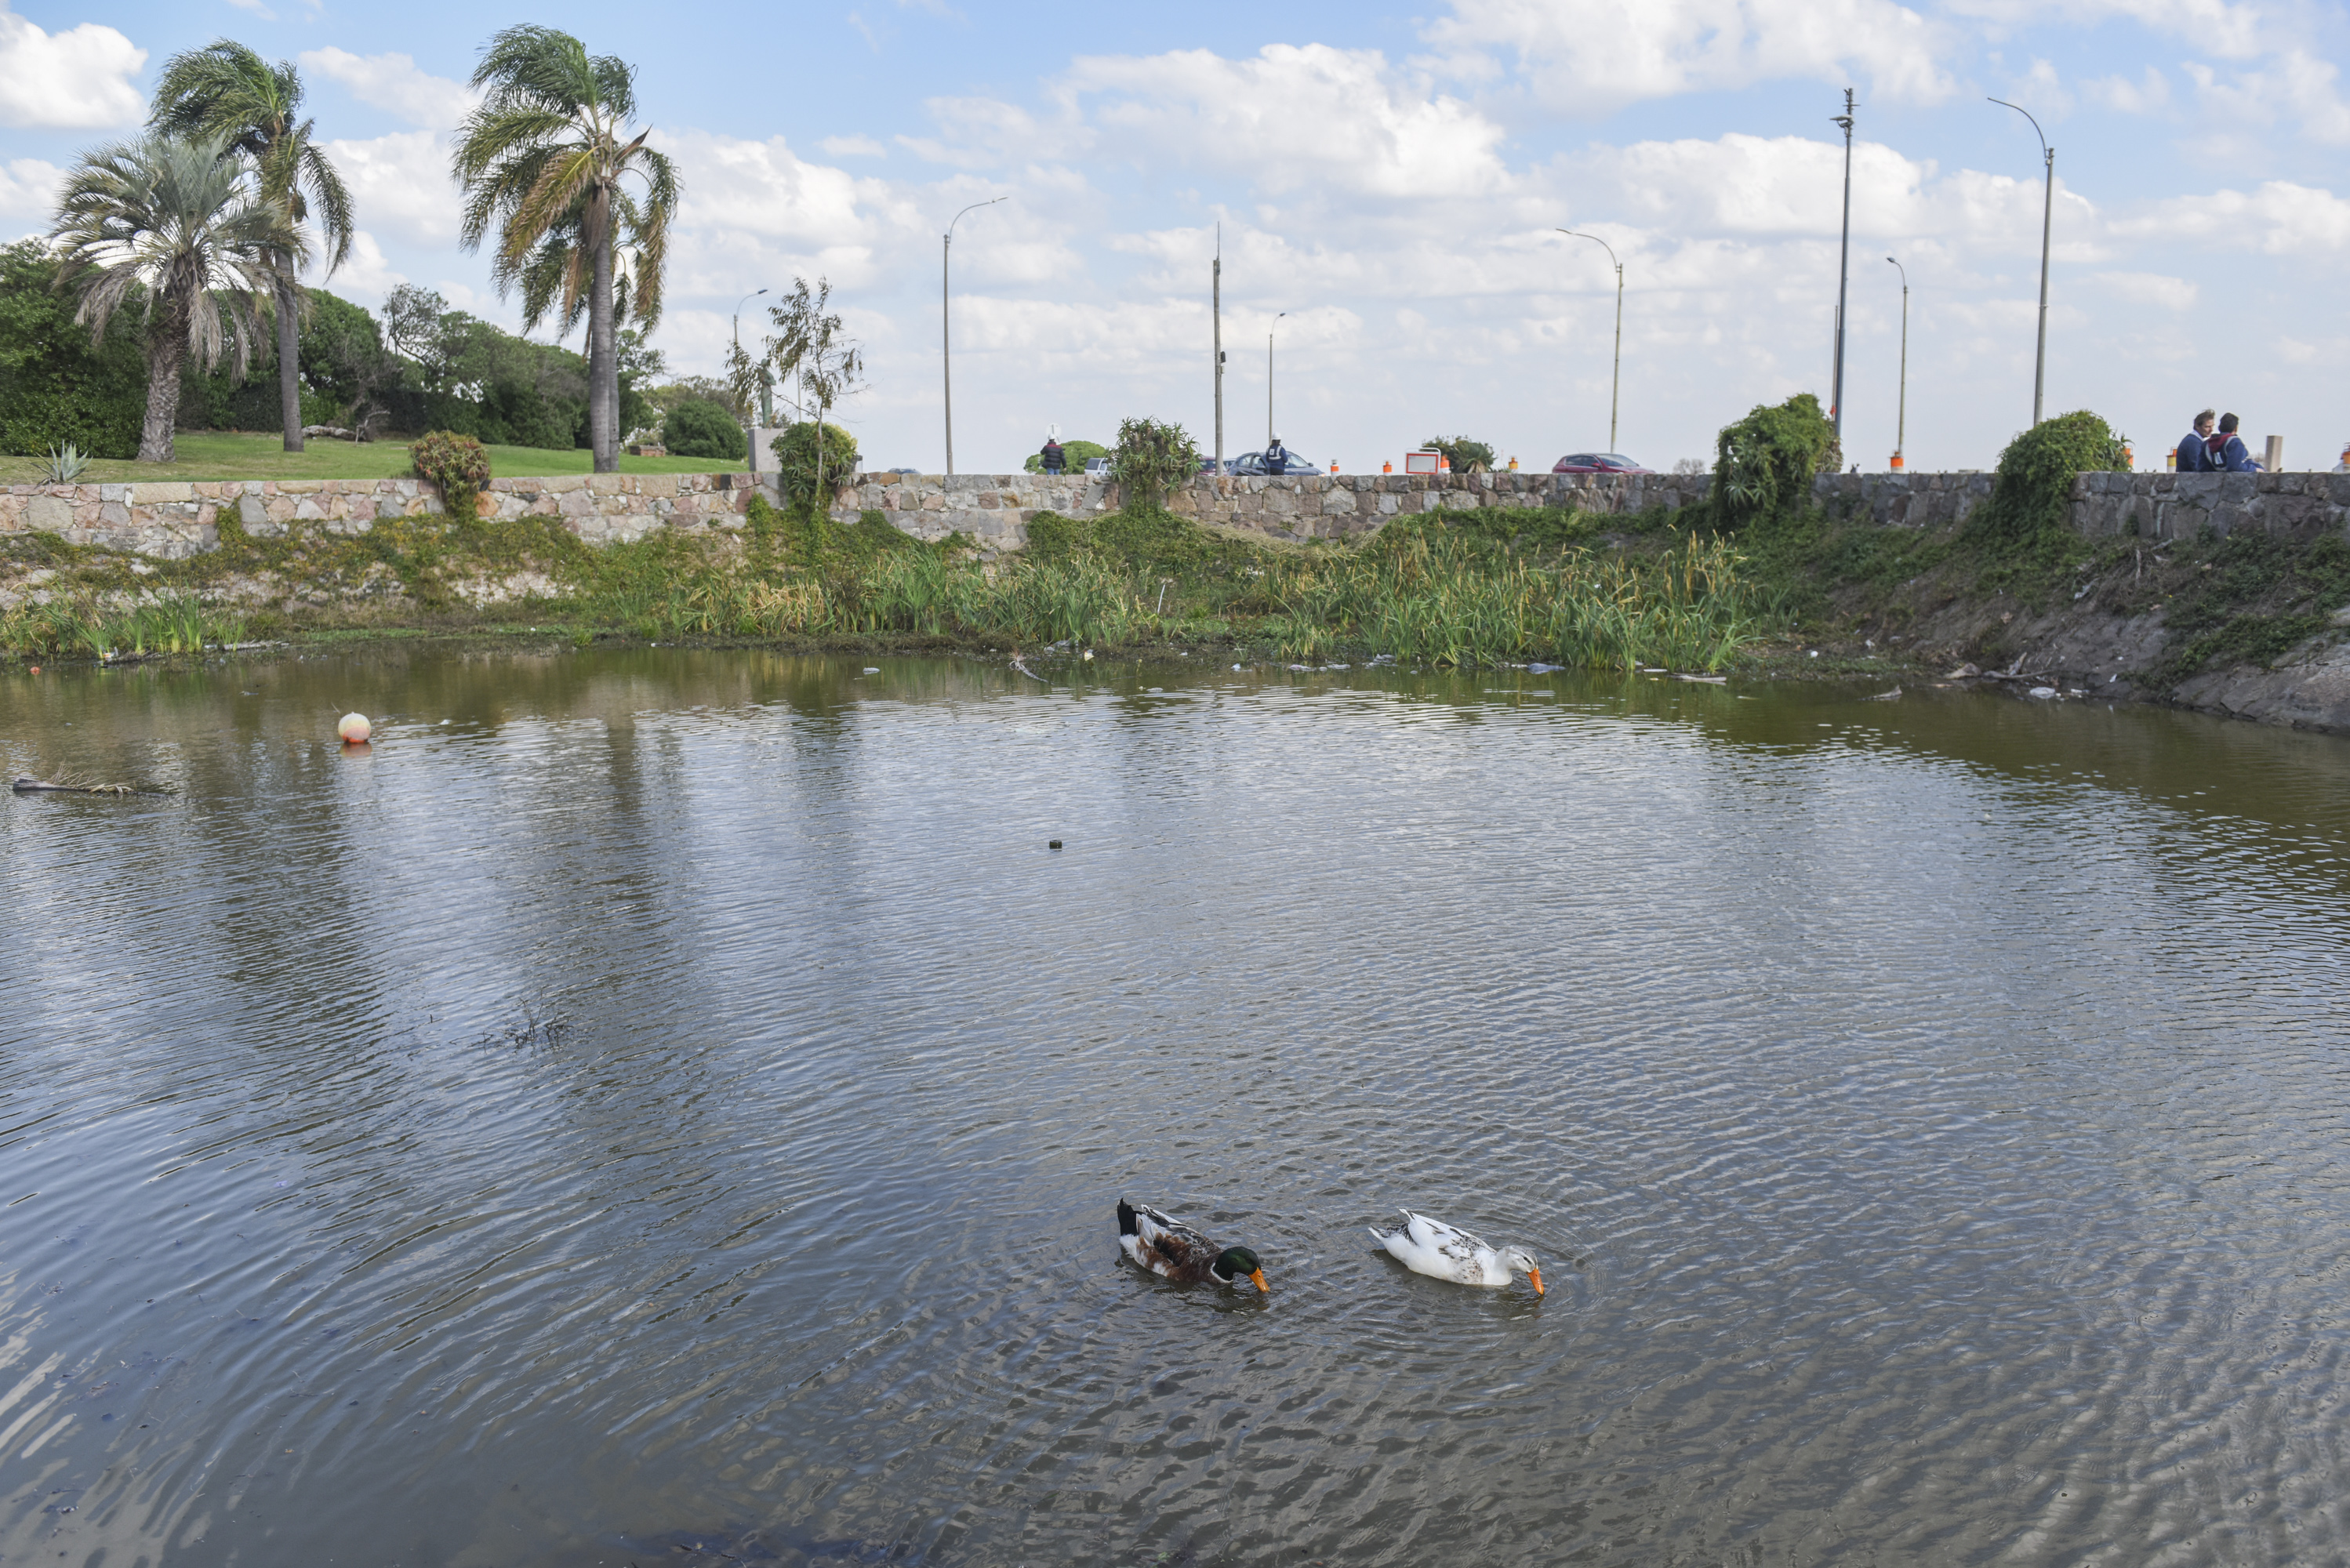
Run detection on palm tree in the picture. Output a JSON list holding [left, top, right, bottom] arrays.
[[452, 26, 677, 474], [150, 41, 354, 455], [50, 133, 300, 464]]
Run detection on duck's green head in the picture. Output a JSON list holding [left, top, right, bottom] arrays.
[[1214, 1247, 1269, 1293]]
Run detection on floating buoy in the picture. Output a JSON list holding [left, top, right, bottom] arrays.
[[1048, 840, 1062, 850], [337, 712, 372, 743]]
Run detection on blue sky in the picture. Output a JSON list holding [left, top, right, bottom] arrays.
[[5, 0, 2348, 474]]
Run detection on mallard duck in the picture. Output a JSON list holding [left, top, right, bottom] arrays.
[[1369, 1210, 1543, 1295], [1117, 1200, 1269, 1292]]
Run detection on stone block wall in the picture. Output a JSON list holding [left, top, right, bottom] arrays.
[[0, 470, 768, 559], [829, 469, 1716, 547], [2062, 470, 2350, 541], [11, 466, 2349, 571]]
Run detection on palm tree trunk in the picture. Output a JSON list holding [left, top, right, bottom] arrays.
[[138, 292, 194, 465], [276, 267, 304, 453], [589, 212, 616, 474]]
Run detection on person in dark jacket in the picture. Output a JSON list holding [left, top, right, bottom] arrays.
[[2208, 412, 2260, 472], [1262, 434, 1288, 474], [2176, 410, 2215, 472], [1040, 437, 1065, 474]]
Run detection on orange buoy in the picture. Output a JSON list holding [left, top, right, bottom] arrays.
[[337, 713, 372, 743]]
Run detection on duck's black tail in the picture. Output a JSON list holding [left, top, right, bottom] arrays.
[[1117, 1199, 1139, 1236]]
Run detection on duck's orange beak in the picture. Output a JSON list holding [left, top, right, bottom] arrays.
[[1527, 1267, 1545, 1297], [1249, 1269, 1270, 1294]]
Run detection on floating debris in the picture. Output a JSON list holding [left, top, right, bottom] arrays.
[[1673, 673, 1728, 684], [12, 774, 162, 797], [1861, 686, 1903, 702]]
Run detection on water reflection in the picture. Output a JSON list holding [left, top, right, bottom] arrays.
[[4, 648, 2350, 1565]]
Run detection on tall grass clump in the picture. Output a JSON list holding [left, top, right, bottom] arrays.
[[0, 593, 247, 656]]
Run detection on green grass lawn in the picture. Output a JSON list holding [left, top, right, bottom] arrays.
[[2, 430, 747, 485]]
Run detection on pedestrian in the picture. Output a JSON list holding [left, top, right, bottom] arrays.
[[1263, 433, 1288, 473], [2207, 413, 2260, 473], [1040, 435, 1065, 474], [2175, 409, 2216, 473]]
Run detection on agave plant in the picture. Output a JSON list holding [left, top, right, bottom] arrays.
[[41, 442, 93, 483]]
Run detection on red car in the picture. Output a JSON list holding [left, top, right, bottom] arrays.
[[1551, 452, 1653, 474]]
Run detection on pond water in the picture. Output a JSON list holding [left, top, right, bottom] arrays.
[[5, 646, 2350, 1566]]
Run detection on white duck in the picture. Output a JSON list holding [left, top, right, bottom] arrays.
[[1369, 1210, 1544, 1295]]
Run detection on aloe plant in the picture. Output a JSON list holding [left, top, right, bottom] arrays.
[[41, 443, 92, 483]]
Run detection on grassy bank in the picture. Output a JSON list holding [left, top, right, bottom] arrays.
[[0, 430, 745, 485], [0, 494, 1756, 672]]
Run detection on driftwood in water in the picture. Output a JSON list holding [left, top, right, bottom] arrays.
[[11, 775, 161, 797]]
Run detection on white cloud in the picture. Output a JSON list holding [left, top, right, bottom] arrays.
[[0, 156, 63, 224], [1073, 45, 1509, 198], [2082, 66, 2171, 113], [2111, 180, 2350, 253], [821, 134, 888, 158], [300, 47, 474, 130], [2186, 49, 2350, 144], [226, 0, 278, 17], [0, 3, 145, 129], [1424, 0, 1956, 112], [2090, 270, 2198, 309], [1941, 0, 2265, 61], [311, 229, 404, 303], [322, 131, 460, 245]]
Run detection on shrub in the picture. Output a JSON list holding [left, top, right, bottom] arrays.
[[663, 397, 746, 461], [1424, 435, 1497, 473], [1971, 411, 2130, 549], [0, 239, 146, 458], [1109, 416, 1200, 505], [412, 430, 492, 519], [1708, 393, 1837, 532], [1024, 437, 1109, 474], [768, 420, 859, 503]]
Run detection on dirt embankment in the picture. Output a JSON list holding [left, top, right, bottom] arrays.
[[1761, 518, 2350, 733]]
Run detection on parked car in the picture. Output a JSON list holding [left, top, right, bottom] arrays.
[[1551, 452, 1654, 474], [1085, 456, 1113, 478], [1228, 449, 1323, 477]]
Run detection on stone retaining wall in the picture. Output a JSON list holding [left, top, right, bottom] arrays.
[[11, 466, 2350, 564], [831, 470, 1717, 546], [0, 471, 766, 559]]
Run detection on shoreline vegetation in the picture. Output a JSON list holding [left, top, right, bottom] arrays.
[[0, 489, 1759, 673], [10, 402, 2350, 731]]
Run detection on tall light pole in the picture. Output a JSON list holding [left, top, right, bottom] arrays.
[[1989, 98, 2054, 426], [1556, 229, 1624, 452], [1267, 311, 1286, 446], [1212, 224, 1224, 475], [733, 287, 767, 470], [1885, 257, 1908, 467], [1830, 87, 1854, 451], [942, 195, 1005, 475]]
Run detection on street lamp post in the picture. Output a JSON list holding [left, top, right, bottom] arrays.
[[1213, 224, 1224, 476], [1267, 311, 1286, 446], [942, 196, 1006, 475], [733, 287, 767, 471], [1885, 258, 1908, 467], [1556, 229, 1624, 452], [1989, 98, 2054, 426], [1830, 88, 1854, 450]]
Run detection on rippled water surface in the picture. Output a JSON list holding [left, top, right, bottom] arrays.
[[6, 646, 2350, 1566]]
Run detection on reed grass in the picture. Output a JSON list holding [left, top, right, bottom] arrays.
[[0, 498, 1755, 671], [0, 593, 249, 657]]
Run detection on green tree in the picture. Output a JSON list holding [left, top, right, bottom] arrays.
[[0, 240, 147, 457], [151, 41, 354, 455], [758, 276, 863, 502], [452, 26, 678, 474], [49, 132, 298, 463]]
